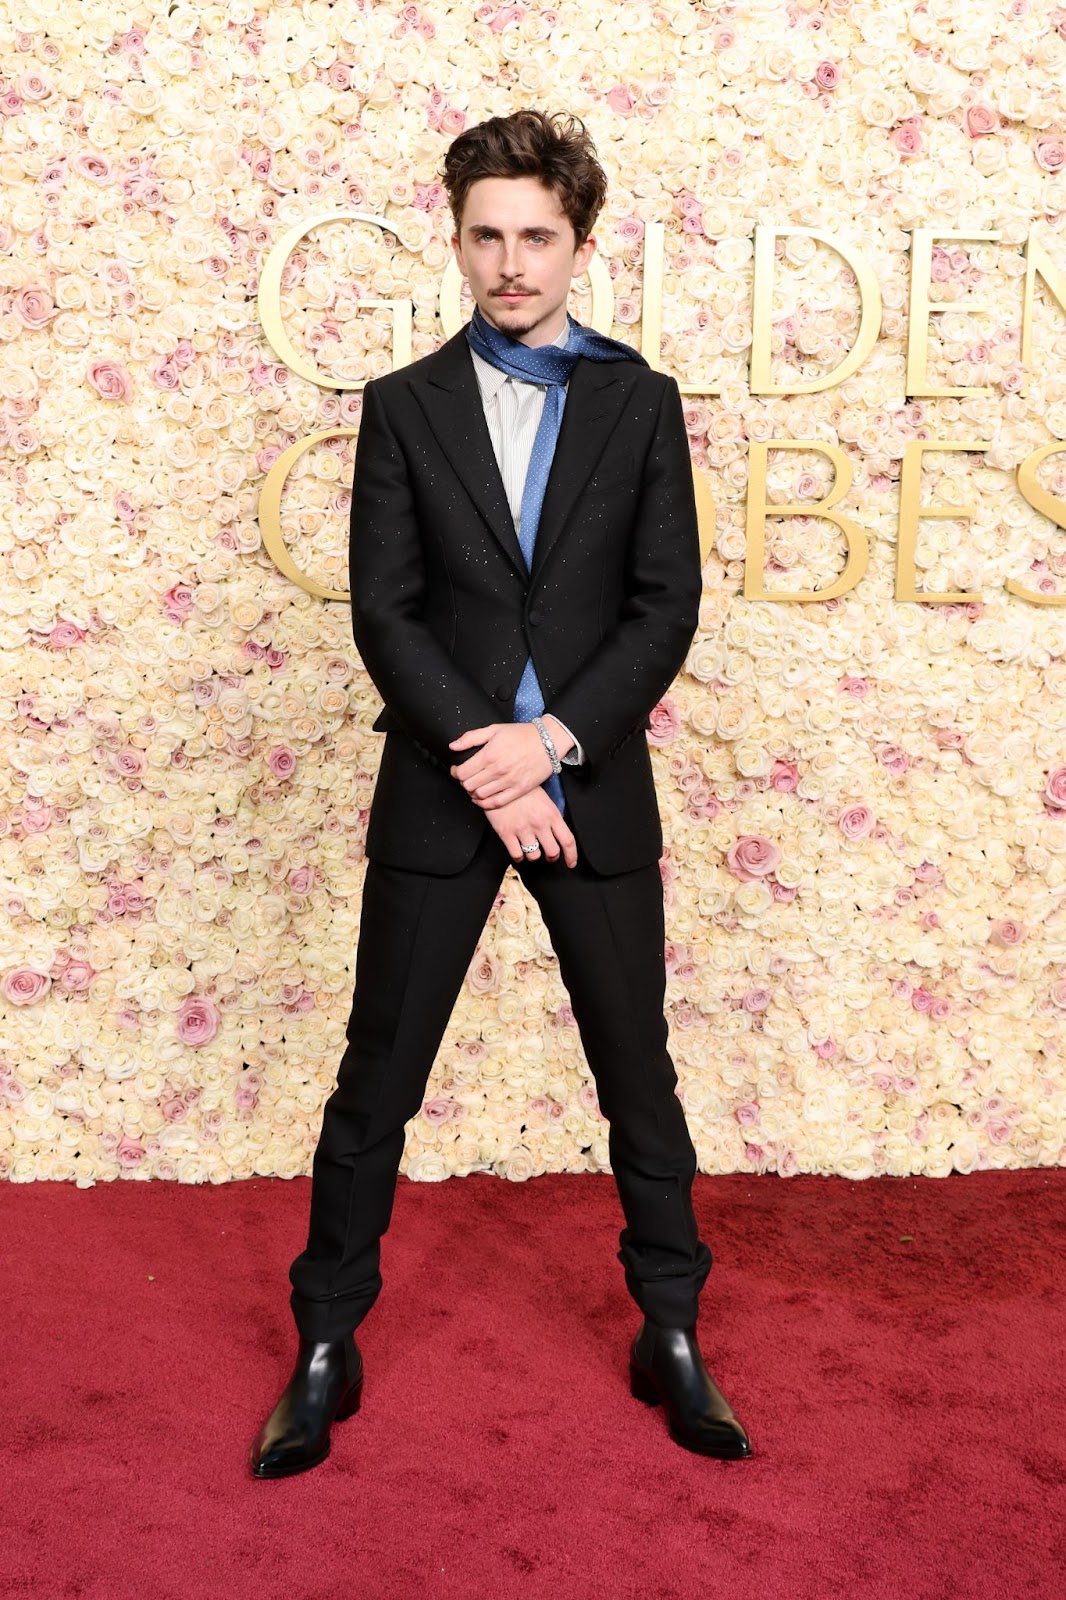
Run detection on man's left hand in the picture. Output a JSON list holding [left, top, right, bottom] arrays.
[[449, 720, 569, 809]]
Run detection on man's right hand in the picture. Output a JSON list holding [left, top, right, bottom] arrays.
[[484, 789, 578, 868]]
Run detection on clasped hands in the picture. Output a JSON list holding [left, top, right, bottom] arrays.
[[448, 719, 578, 867]]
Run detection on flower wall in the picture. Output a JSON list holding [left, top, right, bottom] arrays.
[[2, 0, 1066, 1187]]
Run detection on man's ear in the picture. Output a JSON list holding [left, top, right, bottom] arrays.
[[450, 232, 466, 276], [573, 234, 596, 277]]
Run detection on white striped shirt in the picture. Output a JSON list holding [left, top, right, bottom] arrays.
[[468, 318, 585, 766]]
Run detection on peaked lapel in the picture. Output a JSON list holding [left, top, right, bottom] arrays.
[[411, 324, 640, 587], [413, 328, 526, 577]]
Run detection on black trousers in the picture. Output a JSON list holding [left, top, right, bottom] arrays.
[[288, 825, 713, 1342]]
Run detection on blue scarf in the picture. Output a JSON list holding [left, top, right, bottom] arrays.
[[466, 306, 647, 815]]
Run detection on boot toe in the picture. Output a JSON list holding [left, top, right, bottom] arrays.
[[250, 1435, 332, 1479], [669, 1414, 752, 1459]]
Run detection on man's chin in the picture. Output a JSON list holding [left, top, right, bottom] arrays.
[[482, 300, 548, 340]]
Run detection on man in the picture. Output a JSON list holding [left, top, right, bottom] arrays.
[[250, 109, 751, 1478]]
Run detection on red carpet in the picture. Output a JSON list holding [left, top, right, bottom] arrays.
[[4, 1168, 1065, 1599]]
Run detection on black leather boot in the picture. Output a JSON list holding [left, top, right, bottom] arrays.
[[250, 1335, 364, 1479], [629, 1319, 752, 1458]]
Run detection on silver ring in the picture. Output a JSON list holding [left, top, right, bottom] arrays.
[[520, 841, 541, 855]]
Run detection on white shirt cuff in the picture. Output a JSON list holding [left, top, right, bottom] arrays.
[[547, 717, 584, 765]]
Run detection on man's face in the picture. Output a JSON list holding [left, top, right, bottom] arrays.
[[451, 175, 597, 346]]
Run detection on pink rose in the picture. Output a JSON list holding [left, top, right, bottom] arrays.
[[1034, 134, 1065, 174], [489, 5, 524, 31], [87, 361, 133, 402], [670, 1001, 700, 1031], [267, 744, 296, 779], [1044, 765, 1066, 810], [439, 106, 466, 136], [814, 60, 840, 91], [646, 696, 681, 745], [892, 123, 923, 157], [176, 995, 220, 1047], [57, 960, 95, 993], [2, 966, 51, 1005], [12, 285, 54, 329], [735, 1100, 760, 1125], [989, 918, 1027, 946], [112, 747, 145, 778], [965, 103, 998, 137], [49, 620, 85, 647], [422, 1096, 462, 1124], [288, 865, 313, 894], [162, 583, 194, 622], [116, 1134, 146, 1167], [606, 86, 634, 115], [838, 804, 876, 840], [150, 356, 181, 390], [769, 760, 798, 792], [467, 949, 499, 994], [1049, 980, 1066, 1008], [813, 1038, 837, 1059], [22, 802, 53, 834], [838, 676, 869, 697], [725, 833, 782, 880], [741, 988, 771, 1011]]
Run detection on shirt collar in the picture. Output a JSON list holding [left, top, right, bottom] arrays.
[[469, 314, 571, 399]]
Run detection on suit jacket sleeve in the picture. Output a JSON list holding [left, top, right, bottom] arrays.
[[542, 375, 703, 771], [349, 377, 504, 770]]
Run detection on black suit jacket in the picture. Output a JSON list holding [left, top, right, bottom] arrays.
[[349, 323, 703, 876]]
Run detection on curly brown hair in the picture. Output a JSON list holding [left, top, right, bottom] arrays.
[[440, 109, 608, 247]]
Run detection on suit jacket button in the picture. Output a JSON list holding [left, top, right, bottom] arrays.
[[528, 609, 542, 626], [495, 683, 510, 699]]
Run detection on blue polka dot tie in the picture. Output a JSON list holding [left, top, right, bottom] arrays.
[[466, 306, 649, 814]]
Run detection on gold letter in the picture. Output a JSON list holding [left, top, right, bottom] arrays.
[[897, 441, 989, 602], [750, 226, 882, 395], [906, 229, 1000, 398], [258, 211, 413, 387], [1020, 232, 1066, 401], [693, 464, 715, 567], [745, 441, 868, 601], [259, 429, 356, 602], [1010, 444, 1066, 604]]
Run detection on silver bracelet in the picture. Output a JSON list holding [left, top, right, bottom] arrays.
[[532, 715, 562, 774]]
